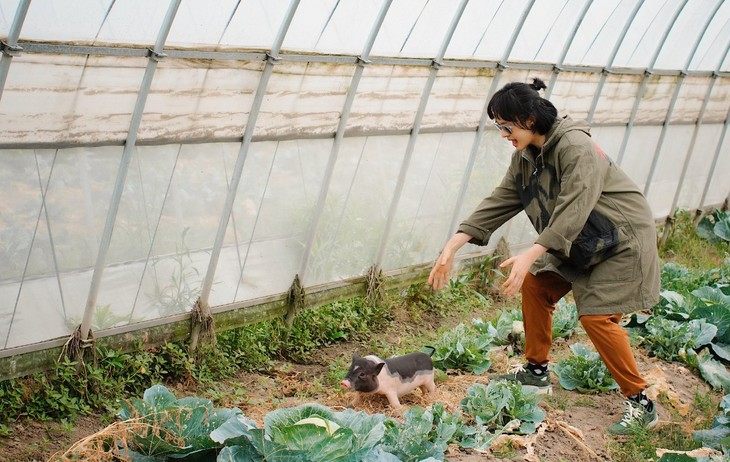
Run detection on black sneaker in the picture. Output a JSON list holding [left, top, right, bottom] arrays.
[[490, 364, 552, 395], [607, 399, 659, 435]]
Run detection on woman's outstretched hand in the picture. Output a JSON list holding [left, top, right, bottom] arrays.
[[429, 233, 472, 290], [499, 243, 548, 297], [429, 246, 454, 290]]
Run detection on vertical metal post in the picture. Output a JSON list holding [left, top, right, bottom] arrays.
[[692, 39, 730, 210], [667, 78, 714, 213], [298, 0, 393, 280], [0, 0, 31, 104], [546, 0, 593, 99], [447, 0, 535, 238], [375, 0, 469, 267], [199, 0, 300, 303], [698, 87, 730, 212], [587, 0, 644, 123], [0, 0, 31, 348], [615, 0, 688, 166], [80, 0, 182, 341], [644, 1, 722, 198]]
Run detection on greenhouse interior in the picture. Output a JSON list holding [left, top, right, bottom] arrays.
[[1, 0, 730, 459]]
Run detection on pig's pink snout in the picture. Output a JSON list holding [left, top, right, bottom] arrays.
[[341, 380, 350, 389]]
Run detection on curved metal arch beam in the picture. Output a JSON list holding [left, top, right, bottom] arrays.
[[615, 0, 689, 166], [0, 0, 30, 104], [587, 0, 645, 123], [375, 0, 470, 267], [80, 0, 183, 341], [644, 0, 724, 198], [446, 0, 536, 239], [198, 0, 300, 304], [297, 0, 393, 281], [545, 0, 593, 99]]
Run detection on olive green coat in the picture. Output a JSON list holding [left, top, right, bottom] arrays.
[[458, 116, 660, 315]]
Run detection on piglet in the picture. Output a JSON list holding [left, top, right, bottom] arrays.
[[341, 352, 436, 410]]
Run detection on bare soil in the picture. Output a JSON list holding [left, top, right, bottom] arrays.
[[0, 302, 722, 462]]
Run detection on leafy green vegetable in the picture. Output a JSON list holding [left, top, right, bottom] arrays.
[[654, 290, 692, 321], [694, 394, 730, 455], [381, 405, 460, 462], [638, 265, 730, 390], [643, 317, 717, 362], [698, 351, 730, 393], [216, 444, 263, 462], [710, 343, 730, 362], [656, 454, 697, 462], [662, 262, 712, 294], [431, 323, 492, 374], [552, 298, 578, 339], [689, 286, 730, 342], [460, 381, 545, 434], [116, 384, 256, 459], [473, 309, 523, 346], [697, 210, 730, 244], [242, 403, 389, 462], [552, 343, 618, 393]]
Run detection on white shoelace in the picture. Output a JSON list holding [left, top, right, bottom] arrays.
[[507, 363, 546, 376], [507, 363, 527, 375], [618, 400, 644, 426]]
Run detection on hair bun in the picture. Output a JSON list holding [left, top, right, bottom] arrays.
[[529, 77, 547, 92]]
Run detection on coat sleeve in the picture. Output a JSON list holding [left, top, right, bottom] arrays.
[[457, 167, 524, 246], [535, 137, 609, 259]]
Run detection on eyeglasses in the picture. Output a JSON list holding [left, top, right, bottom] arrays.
[[493, 121, 513, 135]]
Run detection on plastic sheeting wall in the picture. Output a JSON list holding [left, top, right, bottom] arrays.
[[1, 0, 729, 361]]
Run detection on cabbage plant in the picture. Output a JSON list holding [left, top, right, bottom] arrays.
[[381, 404, 462, 462], [551, 343, 618, 393], [694, 394, 730, 456], [116, 384, 257, 460], [229, 403, 394, 462], [697, 210, 730, 244], [431, 323, 492, 374], [460, 381, 545, 434], [644, 317, 717, 362], [552, 298, 578, 339]]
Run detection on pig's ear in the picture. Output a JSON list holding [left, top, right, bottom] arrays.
[[374, 362, 385, 374], [352, 352, 360, 360]]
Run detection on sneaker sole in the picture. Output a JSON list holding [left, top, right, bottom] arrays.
[[607, 414, 660, 436], [523, 384, 552, 395]]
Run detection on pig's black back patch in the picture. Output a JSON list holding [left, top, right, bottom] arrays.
[[384, 352, 433, 381]]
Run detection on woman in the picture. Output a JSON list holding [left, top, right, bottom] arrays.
[[429, 78, 660, 435]]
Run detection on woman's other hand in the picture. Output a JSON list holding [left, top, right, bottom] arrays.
[[429, 233, 472, 290], [499, 243, 547, 297]]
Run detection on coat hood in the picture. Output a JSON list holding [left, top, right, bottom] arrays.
[[542, 116, 591, 152], [518, 116, 591, 187]]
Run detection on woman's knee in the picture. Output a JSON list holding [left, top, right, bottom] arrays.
[[522, 272, 570, 304], [579, 313, 622, 328]]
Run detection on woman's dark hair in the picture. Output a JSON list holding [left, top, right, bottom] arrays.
[[487, 77, 558, 135]]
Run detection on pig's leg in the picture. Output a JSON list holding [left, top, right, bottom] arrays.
[[420, 376, 436, 394], [350, 392, 363, 407], [383, 390, 402, 410]]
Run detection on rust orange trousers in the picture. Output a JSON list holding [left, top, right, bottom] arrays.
[[521, 271, 647, 397]]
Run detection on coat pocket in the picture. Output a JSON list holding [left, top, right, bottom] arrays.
[[568, 210, 626, 270]]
